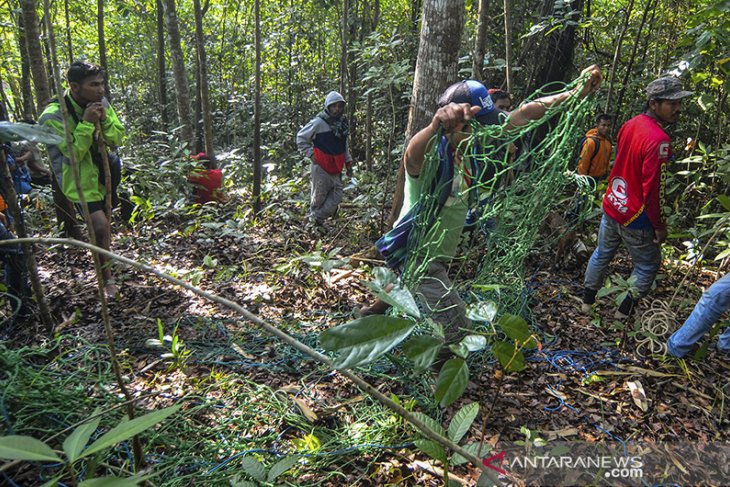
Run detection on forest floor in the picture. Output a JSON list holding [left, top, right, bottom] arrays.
[[3, 176, 729, 486]]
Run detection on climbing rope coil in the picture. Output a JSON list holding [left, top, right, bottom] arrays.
[[637, 299, 677, 357]]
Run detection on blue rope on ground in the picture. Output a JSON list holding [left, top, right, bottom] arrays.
[[594, 423, 627, 456], [1, 472, 23, 487], [544, 384, 579, 413], [206, 442, 415, 475]]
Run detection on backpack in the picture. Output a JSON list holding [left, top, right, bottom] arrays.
[[574, 135, 600, 175]]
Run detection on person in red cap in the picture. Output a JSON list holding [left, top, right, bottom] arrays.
[[363, 67, 602, 337], [581, 77, 694, 318], [188, 152, 226, 204]]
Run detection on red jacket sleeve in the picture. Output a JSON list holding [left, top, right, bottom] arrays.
[[642, 138, 671, 230]]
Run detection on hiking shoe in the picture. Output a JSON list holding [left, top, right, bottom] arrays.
[[614, 294, 635, 319], [581, 288, 597, 313]]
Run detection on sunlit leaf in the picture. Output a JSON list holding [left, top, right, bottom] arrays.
[[320, 315, 416, 369], [64, 408, 103, 463], [0, 435, 61, 462], [81, 404, 181, 459]]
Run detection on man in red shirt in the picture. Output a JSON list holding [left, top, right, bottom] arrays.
[[188, 152, 226, 204], [581, 77, 693, 318]]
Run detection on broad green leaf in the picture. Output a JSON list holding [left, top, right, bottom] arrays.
[[240, 456, 267, 482], [477, 470, 498, 486], [435, 359, 469, 407], [64, 408, 103, 462], [320, 315, 416, 369], [449, 342, 469, 358], [461, 335, 487, 352], [81, 404, 181, 459], [362, 280, 420, 318], [402, 335, 442, 373], [410, 412, 446, 437], [0, 435, 61, 462], [372, 266, 398, 288], [497, 315, 537, 348], [230, 481, 258, 487], [78, 476, 143, 487], [717, 195, 730, 212], [0, 121, 63, 144], [414, 439, 447, 464], [40, 476, 63, 487], [448, 402, 480, 443], [267, 456, 300, 482], [714, 247, 730, 261], [452, 441, 488, 466], [492, 341, 526, 372], [466, 301, 498, 323]]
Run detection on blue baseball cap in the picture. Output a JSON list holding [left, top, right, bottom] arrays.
[[438, 80, 496, 122]]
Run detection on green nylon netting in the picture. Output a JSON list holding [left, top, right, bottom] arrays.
[[401, 75, 599, 318]]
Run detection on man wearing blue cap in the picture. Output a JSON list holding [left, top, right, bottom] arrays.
[[364, 67, 602, 334]]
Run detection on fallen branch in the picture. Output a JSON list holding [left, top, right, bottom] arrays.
[[0, 237, 501, 484]]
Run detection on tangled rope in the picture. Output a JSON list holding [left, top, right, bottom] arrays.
[[637, 299, 678, 357]]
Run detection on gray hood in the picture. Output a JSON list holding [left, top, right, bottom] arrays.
[[324, 91, 345, 110]]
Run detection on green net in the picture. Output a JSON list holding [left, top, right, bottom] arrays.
[[400, 75, 599, 321]]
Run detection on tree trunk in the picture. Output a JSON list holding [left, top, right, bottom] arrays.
[[503, 0, 513, 92], [156, 0, 169, 132], [252, 0, 262, 213], [20, 0, 51, 107], [14, 9, 36, 119], [472, 0, 489, 81], [340, 0, 349, 95], [162, 0, 193, 148], [97, 0, 110, 99], [388, 0, 465, 227], [525, 0, 584, 95], [193, 0, 214, 158], [604, 0, 635, 113], [64, 0, 72, 62], [613, 0, 656, 123]]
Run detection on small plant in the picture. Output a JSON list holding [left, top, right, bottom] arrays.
[[146, 319, 192, 372], [230, 455, 301, 487], [0, 404, 180, 485]]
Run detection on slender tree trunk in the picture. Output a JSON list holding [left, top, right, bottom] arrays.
[[503, 0, 513, 92], [604, 0, 635, 113], [162, 0, 193, 148], [340, 0, 349, 95], [97, 0, 110, 99], [14, 10, 36, 119], [388, 0, 465, 227], [472, 0, 489, 81], [156, 0, 169, 132], [193, 0, 214, 158], [613, 0, 656, 123], [64, 0, 72, 62], [193, 61, 203, 153], [20, 0, 51, 107], [252, 0, 262, 213]]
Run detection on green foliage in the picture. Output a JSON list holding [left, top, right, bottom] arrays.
[[320, 315, 416, 369], [363, 267, 421, 318], [145, 319, 192, 372], [402, 335, 442, 373], [434, 358, 469, 407], [0, 405, 180, 483], [230, 454, 299, 486]]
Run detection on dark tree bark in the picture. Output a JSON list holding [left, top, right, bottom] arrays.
[[388, 0, 465, 227], [162, 0, 194, 148], [605, 0, 635, 113], [156, 0, 169, 131], [20, 0, 51, 107], [193, 0, 214, 158], [14, 9, 36, 119], [525, 0, 585, 96], [253, 0, 262, 213], [503, 0, 513, 92]]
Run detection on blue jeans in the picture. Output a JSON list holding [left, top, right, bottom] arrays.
[[583, 213, 661, 297], [666, 274, 730, 357]]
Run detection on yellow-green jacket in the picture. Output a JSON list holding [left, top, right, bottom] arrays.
[[39, 94, 125, 203]]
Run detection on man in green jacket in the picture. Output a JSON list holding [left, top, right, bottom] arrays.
[[39, 61, 125, 296]]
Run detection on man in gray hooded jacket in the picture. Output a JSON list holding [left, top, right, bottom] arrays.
[[296, 91, 353, 226]]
